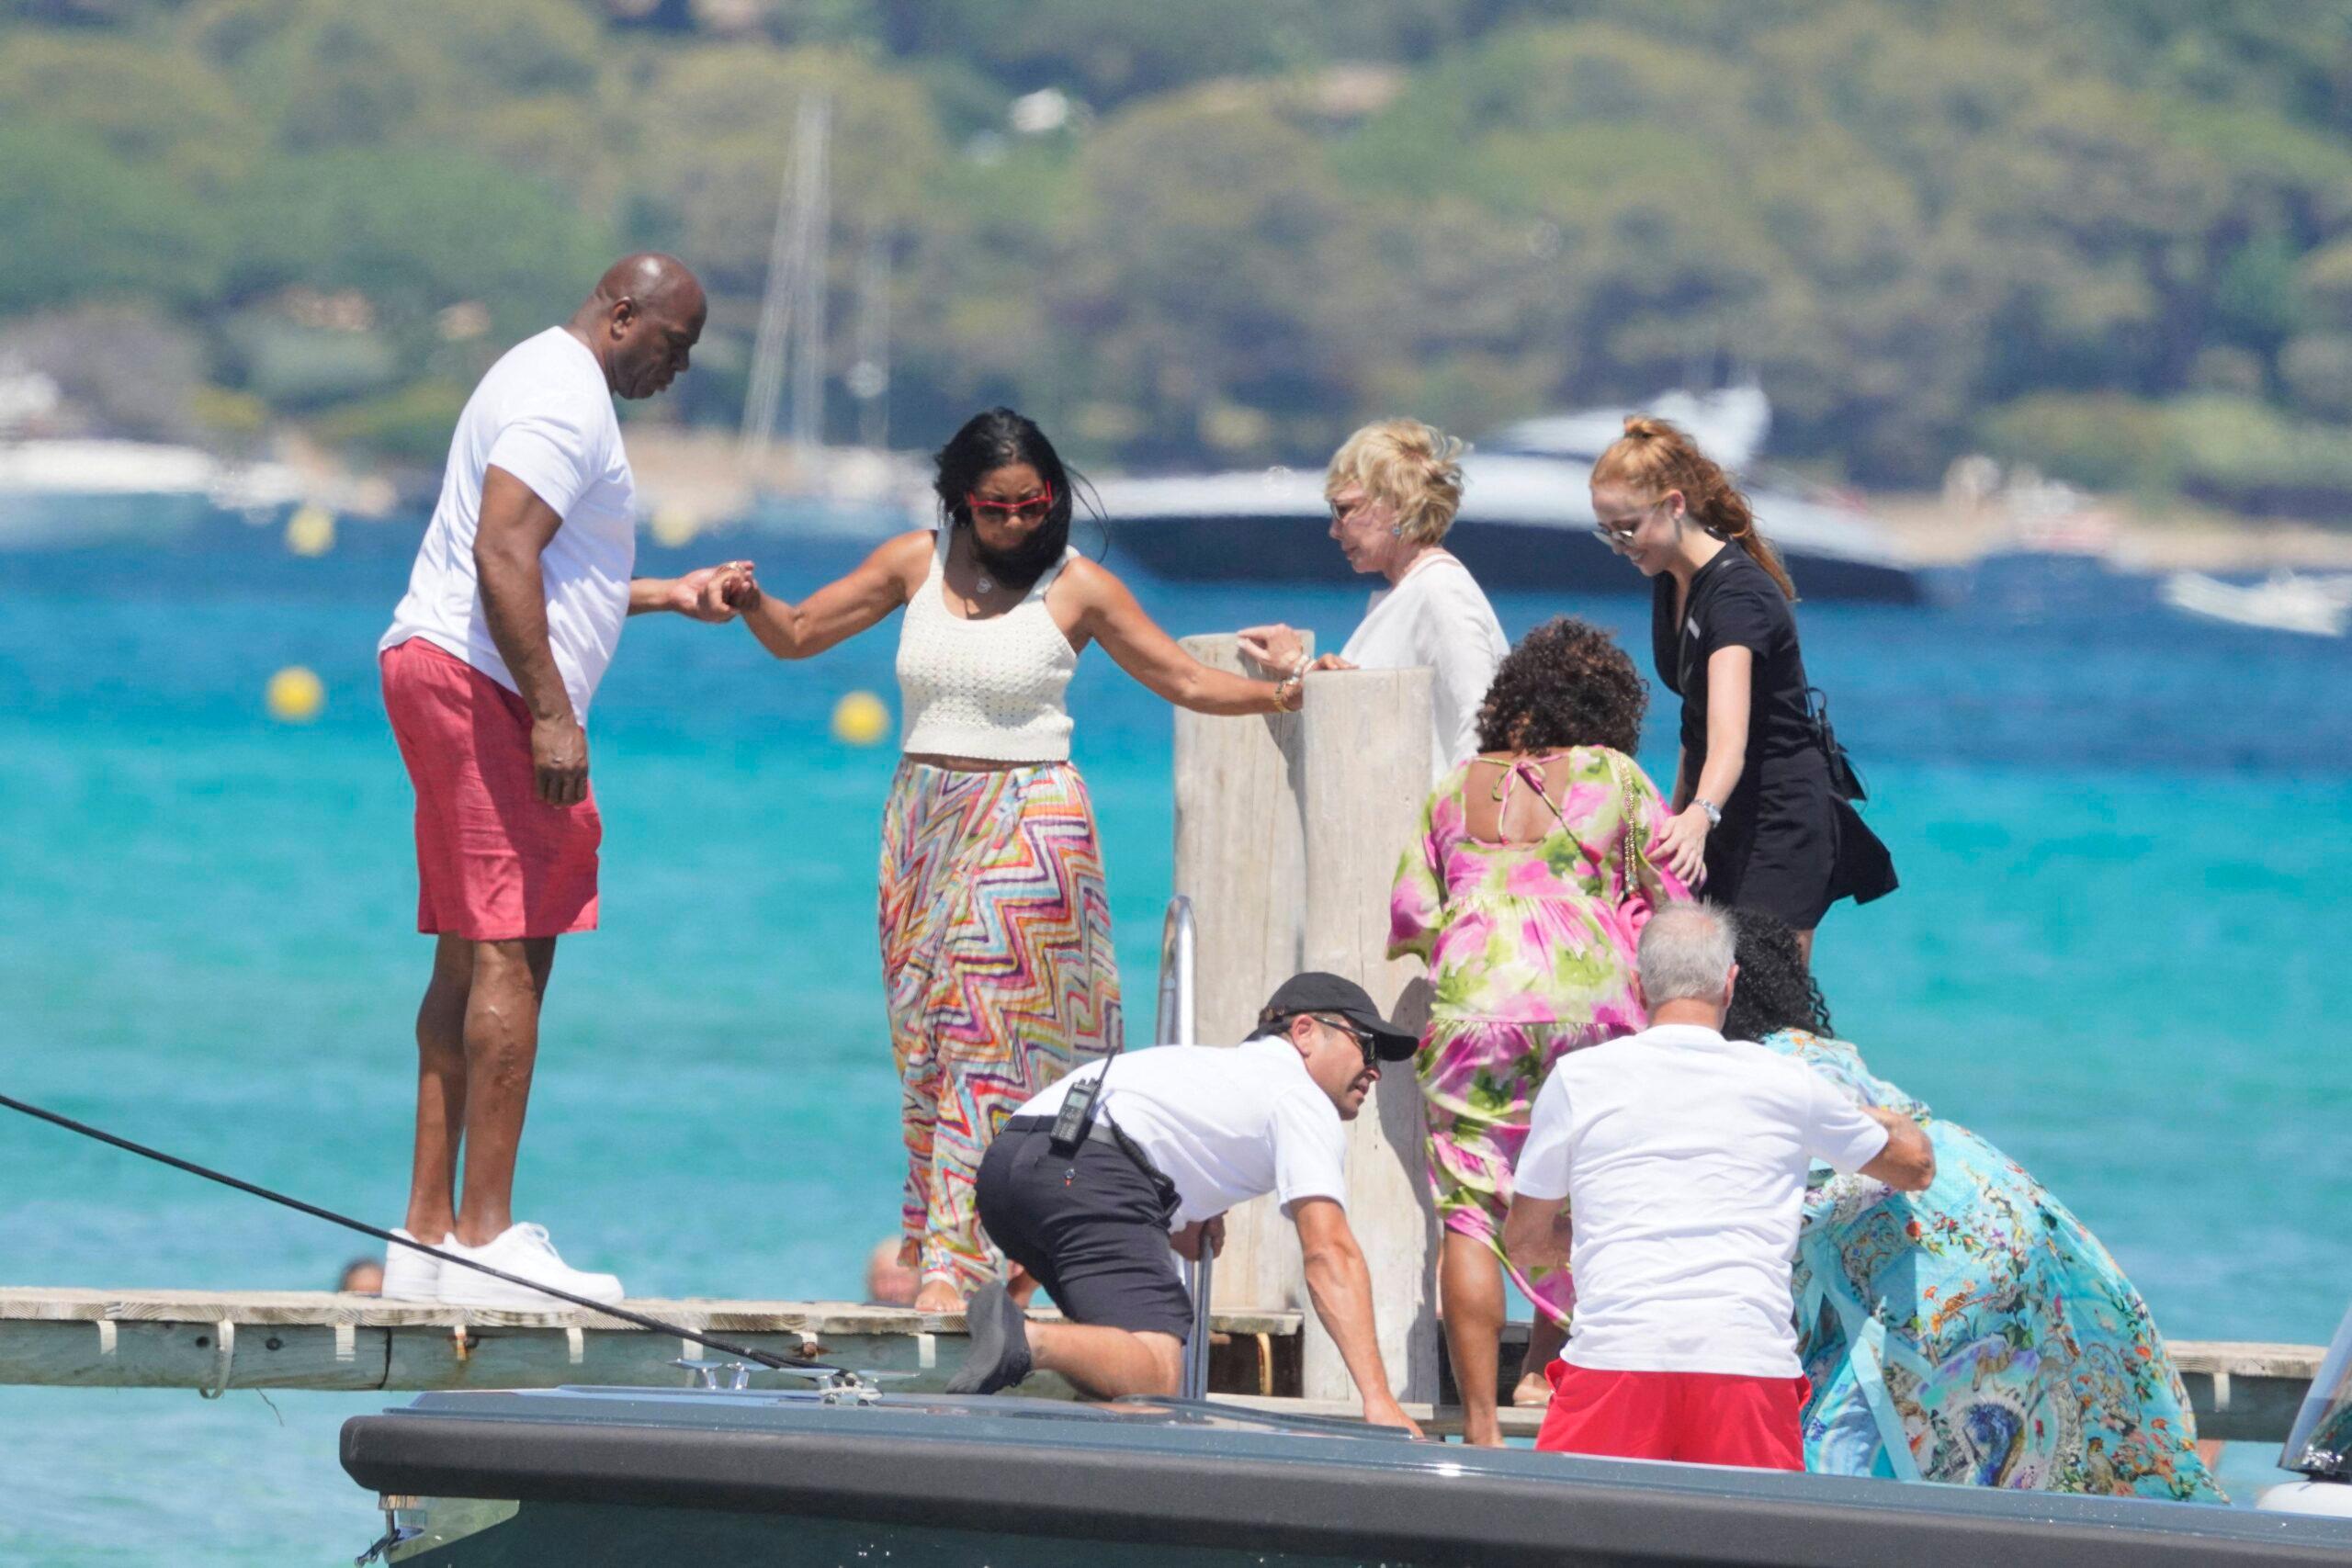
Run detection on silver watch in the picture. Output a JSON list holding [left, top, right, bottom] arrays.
[[1697, 798, 1722, 829]]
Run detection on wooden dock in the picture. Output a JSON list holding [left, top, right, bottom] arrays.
[[0, 1288, 2317, 1444]]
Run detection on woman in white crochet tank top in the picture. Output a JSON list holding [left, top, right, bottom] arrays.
[[729, 409, 1299, 1312]]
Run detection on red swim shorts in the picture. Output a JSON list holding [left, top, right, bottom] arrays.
[[1534, 1360, 1808, 1472], [380, 637, 600, 942]]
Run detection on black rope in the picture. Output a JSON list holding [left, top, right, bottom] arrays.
[[0, 1090, 819, 1371]]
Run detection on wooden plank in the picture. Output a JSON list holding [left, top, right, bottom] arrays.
[[0, 1319, 389, 1391], [2173, 1341, 2326, 1381], [0, 1288, 1295, 1394], [0, 1284, 2322, 1445], [1301, 666, 1440, 1405], [2175, 1342, 2323, 1445], [1173, 632, 1313, 1322], [0, 1289, 1298, 1337]]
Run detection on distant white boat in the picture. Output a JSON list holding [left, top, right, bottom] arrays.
[[2159, 571, 2351, 637], [0, 439, 304, 543], [1095, 442, 1920, 602], [1488, 382, 1773, 470]]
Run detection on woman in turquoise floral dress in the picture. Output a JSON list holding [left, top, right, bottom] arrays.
[[1390, 617, 1687, 1446], [1724, 908, 2225, 1500]]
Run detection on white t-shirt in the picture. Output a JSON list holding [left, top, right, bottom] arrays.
[[1015, 1039, 1350, 1228], [1514, 1022, 1890, 1379], [1339, 550, 1509, 782], [381, 327, 637, 721]]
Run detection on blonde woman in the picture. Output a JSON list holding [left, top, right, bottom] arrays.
[[1239, 420, 1508, 781]]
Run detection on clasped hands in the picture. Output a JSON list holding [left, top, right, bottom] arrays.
[[664, 560, 764, 623]]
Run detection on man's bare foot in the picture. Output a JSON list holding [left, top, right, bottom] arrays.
[[1511, 1371, 1554, 1408], [915, 1280, 964, 1314]]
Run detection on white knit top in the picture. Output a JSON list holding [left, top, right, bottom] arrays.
[[897, 527, 1080, 761]]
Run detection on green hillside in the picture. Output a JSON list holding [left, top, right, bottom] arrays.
[[6, 0, 2352, 509]]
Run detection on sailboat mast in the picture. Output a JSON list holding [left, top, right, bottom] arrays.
[[741, 91, 831, 465], [787, 94, 831, 468], [851, 233, 892, 451]]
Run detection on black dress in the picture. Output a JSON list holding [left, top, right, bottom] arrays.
[[1650, 544, 1895, 928]]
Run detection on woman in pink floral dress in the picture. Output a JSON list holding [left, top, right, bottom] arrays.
[[1390, 616, 1688, 1446]]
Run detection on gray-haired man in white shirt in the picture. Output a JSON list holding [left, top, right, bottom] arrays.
[[950, 972, 1426, 1437], [1503, 903, 1934, 1470]]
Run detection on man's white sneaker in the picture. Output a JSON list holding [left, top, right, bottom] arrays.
[[379, 1228, 445, 1302], [435, 1224, 624, 1309]]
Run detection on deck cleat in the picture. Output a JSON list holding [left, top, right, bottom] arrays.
[[671, 1358, 757, 1392]]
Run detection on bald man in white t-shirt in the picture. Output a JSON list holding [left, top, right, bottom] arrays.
[[1503, 904, 1934, 1471], [376, 254, 752, 1309]]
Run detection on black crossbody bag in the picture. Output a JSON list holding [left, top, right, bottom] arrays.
[[1805, 687, 1869, 802]]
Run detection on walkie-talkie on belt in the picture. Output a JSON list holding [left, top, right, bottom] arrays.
[[1048, 1027, 1125, 1157], [1047, 1066, 1100, 1156]]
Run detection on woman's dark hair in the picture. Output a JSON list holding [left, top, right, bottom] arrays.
[[932, 406, 1097, 592], [1722, 907, 1835, 1040], [1473, 615, 1647, 756]]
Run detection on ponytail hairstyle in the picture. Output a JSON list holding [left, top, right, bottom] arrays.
[[1592, 415, 1796, 601]]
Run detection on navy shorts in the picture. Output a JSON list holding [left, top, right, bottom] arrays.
[[976, 1120, 1193, 1341]]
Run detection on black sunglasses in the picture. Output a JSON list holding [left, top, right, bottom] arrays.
[[1312, 1014, 1377, 1067]]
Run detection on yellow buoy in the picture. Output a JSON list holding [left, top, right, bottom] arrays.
[[831, 689, 891, 747], [285, 503, 336, 558], [650, 505, 702, 548], [266, 665, 325, 724]]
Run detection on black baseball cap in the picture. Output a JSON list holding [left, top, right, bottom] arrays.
[[1254, 972, 1419, 1061]]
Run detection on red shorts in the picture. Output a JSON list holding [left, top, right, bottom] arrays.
[[1534, 1360, 1808, 1472], [380, 637, 600, 942]]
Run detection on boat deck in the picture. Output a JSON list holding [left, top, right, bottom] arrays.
[[0, 1287, 2316, 1442]]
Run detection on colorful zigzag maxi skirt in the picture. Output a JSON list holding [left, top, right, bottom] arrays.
[[878, 759, 1122, 1293]]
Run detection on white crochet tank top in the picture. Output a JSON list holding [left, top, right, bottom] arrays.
[[897, 527, 1080, 761]]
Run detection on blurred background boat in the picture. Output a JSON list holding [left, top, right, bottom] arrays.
[[2160, 571, 2352, 637], [1093, 385, 1921, 602], [0, 438, 305, 545]]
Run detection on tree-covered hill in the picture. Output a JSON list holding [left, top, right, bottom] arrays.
[[6, 0, 2352, 511]]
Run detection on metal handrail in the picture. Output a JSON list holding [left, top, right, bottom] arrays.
[[1154, 897, 1213, 1401], [1155, 895, 1196, 1048]]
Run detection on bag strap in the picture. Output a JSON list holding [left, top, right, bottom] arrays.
[[1604, 750, 1643, 895], [1505, 752, 1644, 896]]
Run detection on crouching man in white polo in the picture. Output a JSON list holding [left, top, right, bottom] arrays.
[[947, 972, 1425, 1438]]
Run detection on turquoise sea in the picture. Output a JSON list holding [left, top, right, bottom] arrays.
[[2, 511, 2348, 1562]]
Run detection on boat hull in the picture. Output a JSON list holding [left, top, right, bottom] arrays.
[[1109, 515, 1923, 603], [343, 1389, 2352, 1567]]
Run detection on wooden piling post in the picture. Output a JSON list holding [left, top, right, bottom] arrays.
[[1172, 647, 1439, 1402], [1171, 633, 1311, 1314], [1298, 667, 1438, 1404]]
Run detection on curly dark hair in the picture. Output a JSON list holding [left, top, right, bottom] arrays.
[[1723, 907, 1835, 1040], [1473, 616, 1647, 756]]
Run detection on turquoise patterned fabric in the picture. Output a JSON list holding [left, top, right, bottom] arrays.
[[1767, 1029, 2226, 1501]]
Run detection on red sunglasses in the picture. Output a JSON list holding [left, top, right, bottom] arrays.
[[967, 482, 1055, 520]]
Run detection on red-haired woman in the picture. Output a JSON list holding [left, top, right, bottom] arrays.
[[1589, 417, 1893, 958]]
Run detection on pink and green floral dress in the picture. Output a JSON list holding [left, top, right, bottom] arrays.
[[1388, 749, 1688, 1323]]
